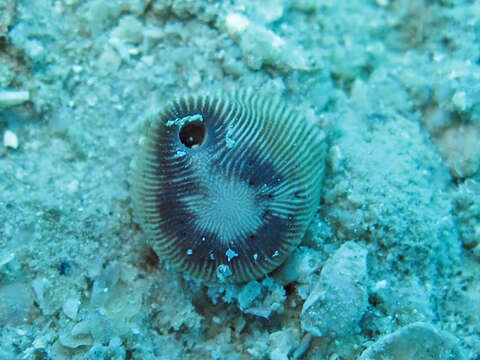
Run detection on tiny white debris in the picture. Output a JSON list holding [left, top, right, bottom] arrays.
[[271, 33, 286, 49], [201, 236, 206, 241], [226, 248, 239, 262], [187, 249, 193, 255], [3, 130, 19, 149], [209, 253, 215, 260], [452, 91, 467, 111], [33, 337, 46, 349], [225, 13, 250, 34], [225, 129, 236, 148], [129, 47, 140, 56], [167, 114, 204, 127], [272, 250, 279, 257], [141, 55, 155, 67], [433, 53, 445, 62], [66, 180, 79, 193], [226, 137, 236, 148], [16, 328, 27, 336], [72, 65, 83, 73], [253, 253, 258, 261], [0, 90, 30, 108], [373, 280, 388, 291]]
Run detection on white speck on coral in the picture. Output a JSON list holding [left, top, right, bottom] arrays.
[[253, 253, 258, 261], [187, 249, 193, 255], [216, 264, 232, 281], [226, 248, 239, 262], [167, 114, 203, 128]]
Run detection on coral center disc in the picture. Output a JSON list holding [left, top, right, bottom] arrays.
[[184, 175, 264, 245]]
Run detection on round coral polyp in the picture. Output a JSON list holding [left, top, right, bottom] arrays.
[[132, 90, 326, 282]]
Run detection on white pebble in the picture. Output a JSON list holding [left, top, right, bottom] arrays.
[[3, 130, 19, 149], [0, 90, 30, 108], [62, 298, 80, 320], [373, 279, 388, 291], [225, 13, 250, 34]]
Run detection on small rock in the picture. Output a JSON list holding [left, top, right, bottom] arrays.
[[63, 298, 80, 320], [0, 251, 15, 268], [238, 281, 262, 310], [32, 277, 52, 315], [3, 130, 19, 149], [436, 124, 480, 178], [59, 323, 93, 349], [301, 242, 368, 337], [358, 322, 466, 360], [0, 90, 30, 108], [91, 261, 121, 307], [224, 12, 310, 71], [216, 264, 233, 282], [269, 328, 301, 360], [110, 15, 144, 44], [274, 247, 323, 285], [97, 46, 122, 72]]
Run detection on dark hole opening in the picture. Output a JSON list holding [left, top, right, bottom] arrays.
[[179, 121, 206, 149]]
